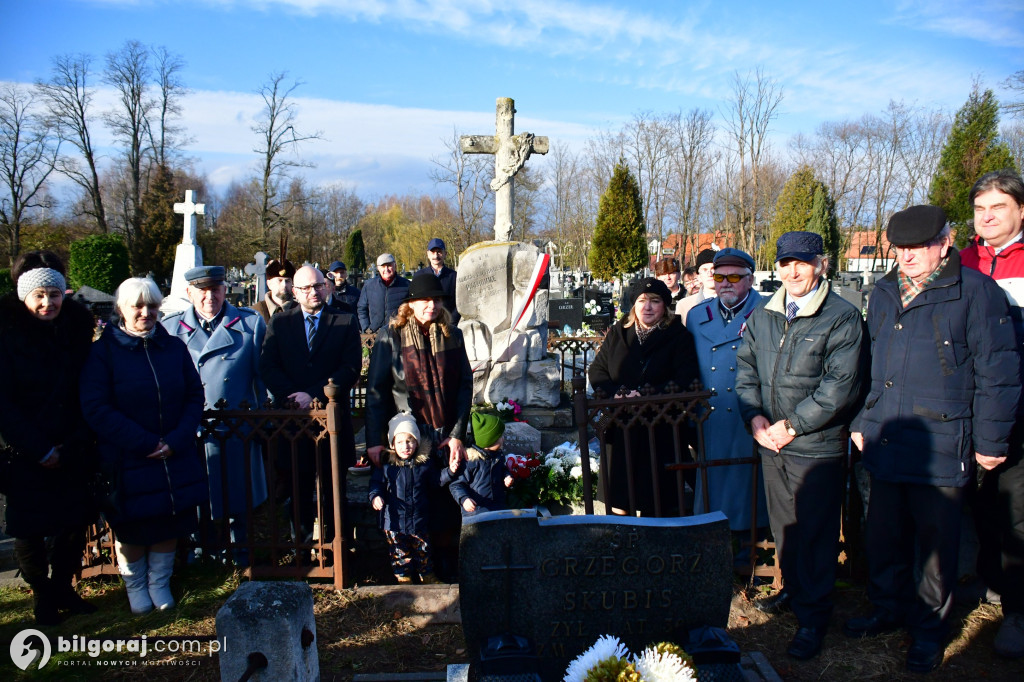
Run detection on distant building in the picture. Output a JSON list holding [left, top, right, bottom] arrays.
[[652, 231, 736, 270], [844, 231, 895, 274]]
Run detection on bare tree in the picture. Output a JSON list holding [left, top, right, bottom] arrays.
[[623, 111, 674, 245], [147, 46, 189, 169], [668, 108, 718, 261], [1004, 121, 1024, 171], [36, 53, 107, 232], [721, 68, 785, 264], [0, 86, 59, 263], [429, 127, 492, 253], [103, 39, 153, 250], [252, 72, 323, 247], [1003, 70, 1024, 118]]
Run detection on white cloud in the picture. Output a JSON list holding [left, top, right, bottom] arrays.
[[892, 0, 1024, 48]]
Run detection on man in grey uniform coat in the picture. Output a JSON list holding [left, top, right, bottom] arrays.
[[162, 266, 268, 564]]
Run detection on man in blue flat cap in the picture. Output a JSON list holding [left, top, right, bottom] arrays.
[[415, 238, 459, 323], [327, 260, 361, 310], [735, 231, 867, 661], [162, 265, 268, 565]]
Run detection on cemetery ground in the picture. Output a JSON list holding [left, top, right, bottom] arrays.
[[2, 557, 1022, 681]]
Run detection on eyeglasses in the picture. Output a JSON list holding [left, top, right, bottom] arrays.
[[294, 283, 326, 293], [713, 273, 750, 283]]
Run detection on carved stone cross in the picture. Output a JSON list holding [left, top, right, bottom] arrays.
[[173, 190, 205, 245], [461, 98, 549, 242]]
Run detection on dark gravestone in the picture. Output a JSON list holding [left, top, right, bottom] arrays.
[[584, 314, 610, 334], [832, 284, 864, 312], [548, 298, 584, 335], [459, 509, 732, 680]]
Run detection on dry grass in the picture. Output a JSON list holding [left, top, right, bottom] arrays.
[[3, 562, 1024, 681]]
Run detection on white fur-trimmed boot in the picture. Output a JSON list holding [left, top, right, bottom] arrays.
[[147, 551, 176, 611], [119, 556, 154, 615]]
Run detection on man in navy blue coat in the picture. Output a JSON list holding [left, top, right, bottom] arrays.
[[260, 265, 362, 542], [415, 238, 459, 324], [357, 253, 410, 332], [847, 206, 1020, 673]]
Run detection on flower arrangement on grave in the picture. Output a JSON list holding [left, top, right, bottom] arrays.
[[494, 398, 522, 422], [506, 441, 599, 508], [578, 321, 595, 336], [563, 635, 696, 682], [584, 298, 600, 316]]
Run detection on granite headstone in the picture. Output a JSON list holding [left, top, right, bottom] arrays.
[[501, 421, 542, 456], [548, 298, 584, 335], [459, 509, 733, 680]]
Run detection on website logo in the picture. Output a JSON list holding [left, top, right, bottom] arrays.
[[9, 628, 51, 670]]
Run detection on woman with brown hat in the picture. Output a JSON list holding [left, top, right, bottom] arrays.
[[365, 271, 473, 579]]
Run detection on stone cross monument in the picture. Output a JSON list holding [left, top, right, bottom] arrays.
[[244, 251, 269, 302], [162, 190, 206, 314], [460, 97, 549, 242]]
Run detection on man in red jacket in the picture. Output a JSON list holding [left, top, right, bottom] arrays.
[[961, 169, 1024, 659]]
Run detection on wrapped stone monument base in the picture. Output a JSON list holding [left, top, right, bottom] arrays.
[[457, 242, 559, 408]]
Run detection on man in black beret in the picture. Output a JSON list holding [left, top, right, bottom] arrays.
[[735, 231, 866, 661], [845, 206, 1019, 672], [676, 248, 719, 325]]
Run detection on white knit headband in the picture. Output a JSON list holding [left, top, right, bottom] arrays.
[[17, 268, 66, 301]]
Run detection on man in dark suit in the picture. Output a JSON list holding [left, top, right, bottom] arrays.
[[260, 265, 362, 542]]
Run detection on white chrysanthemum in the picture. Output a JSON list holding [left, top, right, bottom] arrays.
[[570, 465, 583, 479], [632, 648, 696, 681], [563, 635, 629, 682]]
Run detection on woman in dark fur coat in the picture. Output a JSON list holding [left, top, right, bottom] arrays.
[[588, 278, 699, 517], [0, 251, 99, 625]]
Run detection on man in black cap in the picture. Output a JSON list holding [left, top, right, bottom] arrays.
[[254, 255, 296, 326], [844, 206, 1019, 672], [327, 260, 361, 310], [735, 231, 866, 661], [676, 248, 718, 325], [415, 238, 459, 323], [162, 266, 268, 564]]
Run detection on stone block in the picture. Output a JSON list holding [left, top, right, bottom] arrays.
[[216, 581, 319, 682], [501, 421, 542, 456]]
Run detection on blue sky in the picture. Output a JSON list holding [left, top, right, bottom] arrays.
[[1, 0, 1021, 199]]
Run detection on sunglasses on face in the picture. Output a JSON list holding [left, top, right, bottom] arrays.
[[713, 273, 749, 283]]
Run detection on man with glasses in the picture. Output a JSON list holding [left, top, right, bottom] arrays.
[[687, 248, 767, 550], [358, 253, 410, 332], [260, 266, 362, 543], [845, 206, 1018, 673]]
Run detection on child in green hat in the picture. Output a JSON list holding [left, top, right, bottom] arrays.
[[445, 412, 513, 515]]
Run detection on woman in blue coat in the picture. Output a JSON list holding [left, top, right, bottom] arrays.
[[80, 278, 207, 614]]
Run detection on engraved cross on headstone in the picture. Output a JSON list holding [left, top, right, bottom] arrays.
[[461, 98, 549, 242], [480, 541, 534, 633], [173, 190, 205, 245]]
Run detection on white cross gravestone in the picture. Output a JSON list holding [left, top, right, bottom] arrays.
[[244, 251, 269, 302], [461, 98, 549, 242], [162, 190, 206, 314]]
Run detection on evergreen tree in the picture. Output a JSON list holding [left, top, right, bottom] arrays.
[[588, 161, 647, 282], [929, 85, 1017, 247], [134, 165, 180, 283], [344, 228, 366, 275], [68, 234, 130, 294], [767, 166, 840, 273]]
